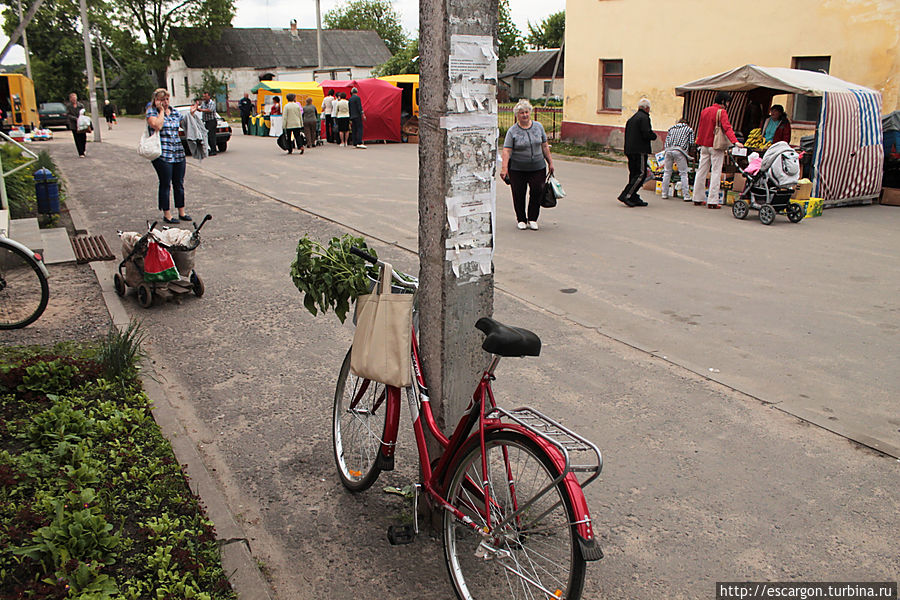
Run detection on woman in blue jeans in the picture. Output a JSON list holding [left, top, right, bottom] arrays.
[[146, 88, 197, 224]]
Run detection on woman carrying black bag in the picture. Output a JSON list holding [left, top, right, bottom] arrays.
[[499, 99, 555, 231]]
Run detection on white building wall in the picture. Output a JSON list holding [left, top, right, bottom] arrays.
[[167, 61, 380, 107]]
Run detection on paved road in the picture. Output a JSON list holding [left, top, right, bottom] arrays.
[[49, 124, 899, 600], [104, 118, 900, 457]]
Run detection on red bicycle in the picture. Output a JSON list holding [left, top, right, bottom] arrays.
[[332, 248, 603, 600]]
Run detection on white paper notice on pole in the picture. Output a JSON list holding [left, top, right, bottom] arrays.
[[449, 35, 497, 81], [447, 191, 493, 231], [445, 247, 493, 282]]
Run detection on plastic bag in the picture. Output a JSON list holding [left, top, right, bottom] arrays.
[[76, 114, 92, 132], [143, 241, 179, 282], [548, 175, 566, 199]]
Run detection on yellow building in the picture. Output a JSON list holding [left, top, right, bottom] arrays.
[[562, 0, 900, 147]]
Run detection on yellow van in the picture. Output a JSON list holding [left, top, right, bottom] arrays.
[[0, 74, 39, 131]]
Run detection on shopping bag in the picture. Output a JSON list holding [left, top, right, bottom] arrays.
[[138, 129, 162, 160], [541, 176, 557, 208], [76, 114, 92, 132], [143, 241, 179, 282], [277, 131, 292, 150], [548, 174, 566, 199], [713, 109, 731, 150], [350, 262, 413, 387]]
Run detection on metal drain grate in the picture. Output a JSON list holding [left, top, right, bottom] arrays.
[[71, 234, 116, 263]]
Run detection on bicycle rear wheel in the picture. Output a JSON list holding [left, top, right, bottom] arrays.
[[333, 348, 388, 492], [0, 241, 49, 330], [443, 430, 586, 600]]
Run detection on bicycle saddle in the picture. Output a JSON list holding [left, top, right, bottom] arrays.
[[475, 317, 541, 357]]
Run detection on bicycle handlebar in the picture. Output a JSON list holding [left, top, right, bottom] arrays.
[[350, 246, 379, 265]]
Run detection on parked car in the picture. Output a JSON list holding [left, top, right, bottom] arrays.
[[173, 105, 231, 153], [38, 102, 68, 129]]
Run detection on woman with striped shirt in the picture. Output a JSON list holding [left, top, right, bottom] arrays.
[[146, 88, 197, 224]]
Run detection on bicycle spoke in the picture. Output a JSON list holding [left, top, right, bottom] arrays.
[[444, 431, 585, 600]]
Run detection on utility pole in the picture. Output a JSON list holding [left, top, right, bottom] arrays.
[[96, 33, 108, 103], [16, 0, 32, 80], [418, 0, 499, 438], [78, 0, 101, 142], [315, 0, 323, 69]]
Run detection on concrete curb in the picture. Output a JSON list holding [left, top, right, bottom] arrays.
[[66, 199, 274, 600]]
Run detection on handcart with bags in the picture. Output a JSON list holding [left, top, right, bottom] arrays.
[[114, 214, 212, 307]]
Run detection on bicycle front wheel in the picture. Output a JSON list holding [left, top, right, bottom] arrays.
[[443, 430, 586, 600], [0, 241, 49, 330], [332, 348, 388, 492]]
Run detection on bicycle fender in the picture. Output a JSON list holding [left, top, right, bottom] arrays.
[[1, 237, 50, 278], [484, 422, 602, 560]]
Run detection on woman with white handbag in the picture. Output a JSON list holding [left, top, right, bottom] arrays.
[[146, 89, 198, 224]]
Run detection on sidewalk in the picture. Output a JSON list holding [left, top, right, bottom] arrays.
[[45, 132, 900, 599]]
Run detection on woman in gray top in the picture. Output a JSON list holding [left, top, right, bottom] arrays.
[[500, 100, 555, 230]]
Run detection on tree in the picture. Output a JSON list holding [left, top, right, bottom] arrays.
[[497, 0, 525, 70], [372, 38, 418, 76], [324, 0, 407, 55], [189, 68, 229, 104], [117, 0, 235, 88], [527, 10, 564, 49]]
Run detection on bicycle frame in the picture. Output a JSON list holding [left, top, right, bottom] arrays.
[[360, 324, 601, 551]]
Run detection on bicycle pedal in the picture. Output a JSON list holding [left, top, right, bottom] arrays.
[[387, 525, 416, 545]]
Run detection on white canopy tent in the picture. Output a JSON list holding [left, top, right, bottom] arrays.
[[676, 65, 884, 205]]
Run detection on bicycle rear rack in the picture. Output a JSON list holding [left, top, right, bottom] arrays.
[[487, 406, 603, 490]]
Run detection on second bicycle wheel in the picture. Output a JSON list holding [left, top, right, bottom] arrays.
[[443, 430, 586, 600], [332, 348, 388, 492], [0, 242, 49, 330]]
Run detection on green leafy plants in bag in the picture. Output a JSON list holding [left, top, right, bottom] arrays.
[[290, 234, 378, 323]]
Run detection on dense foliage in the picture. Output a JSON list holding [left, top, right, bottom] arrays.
[[372, 38, 418, 76], [0, 338, 236, 600], [1, 0, 234, 109], [290, 234, 377, 323], [323, 0, 408, 55], [497, 0, 525, 71], [526, 10, 564, 50]]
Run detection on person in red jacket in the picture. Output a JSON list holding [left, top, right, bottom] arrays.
[[761, 104, 791, 145], [692, 91, 743, 209]]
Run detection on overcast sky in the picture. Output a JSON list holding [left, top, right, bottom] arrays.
[[2, 0, 564, 65]]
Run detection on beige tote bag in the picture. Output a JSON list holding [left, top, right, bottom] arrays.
[[712, 109, 731, 150], [350, 262, 413, 387]]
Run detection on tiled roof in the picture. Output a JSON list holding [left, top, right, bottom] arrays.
[[173, 27, 392, 69]]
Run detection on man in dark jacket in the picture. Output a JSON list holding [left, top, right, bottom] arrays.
[[348, 87, 366, 148], [618, 98, 657, 206], [238, 92, 254, 135]]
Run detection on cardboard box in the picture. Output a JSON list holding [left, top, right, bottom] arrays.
[[792, 178, 813, 201], [880, 187, 900, 206], [790, 197, 823, 218], [731, 176, 746, 193], [642, 178, 658, 191], [725, 190, 741, 206], [406, 135, 419, 144]]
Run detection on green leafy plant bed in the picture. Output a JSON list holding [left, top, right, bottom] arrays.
[[0, 335, 236, 600]]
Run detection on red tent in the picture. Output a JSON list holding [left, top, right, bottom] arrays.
[[319, 78, 402, 143]]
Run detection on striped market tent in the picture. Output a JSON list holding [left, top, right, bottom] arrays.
[[676, 65, 884, 206]]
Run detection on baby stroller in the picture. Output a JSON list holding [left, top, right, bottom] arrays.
[[114, 214, 212, 308], [731, 142, 805, 225]]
